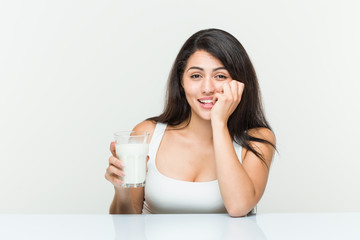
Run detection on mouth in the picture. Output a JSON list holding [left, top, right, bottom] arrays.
[[198, 99, 214, 104], [197, 98, 215, 109]]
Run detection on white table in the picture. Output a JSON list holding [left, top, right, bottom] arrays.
[[1, 213, 359, 240]]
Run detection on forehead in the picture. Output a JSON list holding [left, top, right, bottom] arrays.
[[185, 50, 224, 69]]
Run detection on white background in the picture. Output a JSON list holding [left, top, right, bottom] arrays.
[[0, 0, 359, 214]]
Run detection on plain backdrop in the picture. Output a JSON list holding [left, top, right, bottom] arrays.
[[1, 0, 359, 214]]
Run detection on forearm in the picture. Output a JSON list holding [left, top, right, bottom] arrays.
[[109, 188, 137, 214], [212, 122, 257, 216]]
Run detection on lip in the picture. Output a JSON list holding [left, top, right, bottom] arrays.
[[197, 97, 215, 109], [198, 97, 214, 101]]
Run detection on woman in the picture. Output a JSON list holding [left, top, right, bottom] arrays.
[[105, 28, 276, 217]]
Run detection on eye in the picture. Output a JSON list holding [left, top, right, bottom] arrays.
[[215, 74, 228, 80], [190, 74, 202, 79]]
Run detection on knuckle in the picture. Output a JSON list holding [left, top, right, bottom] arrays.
[[111, 166, 122, 176], [110, 165, 117, 173], [105, 172, 110, 180], [109, 156, 119, 165]]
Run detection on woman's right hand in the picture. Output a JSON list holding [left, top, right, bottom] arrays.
[[105, 141, 126, 190]]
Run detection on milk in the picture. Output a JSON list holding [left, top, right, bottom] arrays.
[[115, 143, 149, 187]]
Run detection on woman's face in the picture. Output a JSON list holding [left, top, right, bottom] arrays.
[[182, 50, 232, 121]]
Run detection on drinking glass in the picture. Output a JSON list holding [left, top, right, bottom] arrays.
[[114, 131, 149, 188]]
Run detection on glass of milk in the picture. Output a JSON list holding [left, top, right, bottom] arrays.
[[114, 131, 149, 188]]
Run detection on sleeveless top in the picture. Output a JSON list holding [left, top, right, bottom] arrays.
[[142, 122, 245, 214]]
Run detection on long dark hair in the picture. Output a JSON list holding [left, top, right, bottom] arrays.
[[148, 28, 275, 166]]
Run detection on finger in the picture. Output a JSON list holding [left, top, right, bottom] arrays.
[[213, 92, 221, 104], [105, 165, 125, 187], [229, 81, 239, 100], [216, 86, 224, 94], [109, 156, 124, 168], [108, 165, 125, 177], [222, 82, 232, 100], [105, 171, 123, 186], [238, 82, 245, 97], [110, 142, 117, 157]]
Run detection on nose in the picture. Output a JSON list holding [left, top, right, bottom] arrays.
[[201, 77, 215, 95]]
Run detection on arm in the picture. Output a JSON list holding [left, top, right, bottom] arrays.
[[109, 185, 143, 214], [212, 123, 275, 217], [211, 81, 275, 217], [109, 184, 144, 214], [106, 120, 156, 214]]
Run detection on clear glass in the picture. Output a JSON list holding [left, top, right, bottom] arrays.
[[114, 131, 150, 188]]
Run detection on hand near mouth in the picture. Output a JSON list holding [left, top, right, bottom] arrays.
[[210, 80, 245, 125]]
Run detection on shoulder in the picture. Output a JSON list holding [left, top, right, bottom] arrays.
[[243, 127, 276, 166], [133, 120, 157, 132], [247, 127, 276, 146], [132, 120, 157, 143]]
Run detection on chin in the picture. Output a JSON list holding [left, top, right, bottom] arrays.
[[195, 112, 212, 121], [190, 107, 212, 121], [203, 114, 212, 121]]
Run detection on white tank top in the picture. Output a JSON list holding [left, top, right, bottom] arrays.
[[142, 122, 243, 214]]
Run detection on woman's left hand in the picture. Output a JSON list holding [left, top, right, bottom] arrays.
[[211, 80, 245, 125]]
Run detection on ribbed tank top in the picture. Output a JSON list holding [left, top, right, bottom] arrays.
[[142, 122, 243, 214]]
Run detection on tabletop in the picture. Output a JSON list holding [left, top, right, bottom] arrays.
[[1, 212, 359, 240]]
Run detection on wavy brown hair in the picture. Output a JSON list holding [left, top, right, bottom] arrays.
[[148, 28, 275, 166]]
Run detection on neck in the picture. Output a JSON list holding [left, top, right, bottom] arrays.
[[180, 114, 213, 143]]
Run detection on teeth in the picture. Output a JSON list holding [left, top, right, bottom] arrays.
[[199, 100, 213, 104]]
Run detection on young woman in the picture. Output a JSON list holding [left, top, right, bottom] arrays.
[[105, 28, 276, 217]]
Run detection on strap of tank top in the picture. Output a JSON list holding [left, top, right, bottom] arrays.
[[233, 141, 242, 163], [148, 122, 167, 164]]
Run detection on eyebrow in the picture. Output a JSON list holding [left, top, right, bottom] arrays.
[[186, 66, 227, 72]]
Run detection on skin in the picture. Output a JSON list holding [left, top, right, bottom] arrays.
[[105, 50, 276, 217]]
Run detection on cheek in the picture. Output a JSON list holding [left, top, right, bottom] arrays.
[[184, 89, 196, 105], [183, 82, 197, 97]]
